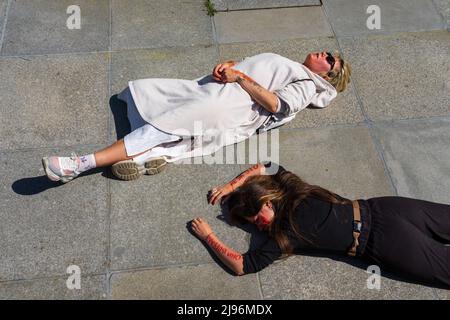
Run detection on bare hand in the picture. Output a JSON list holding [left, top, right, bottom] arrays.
[[191, 217, 213, 241], [220, 68, 241, 83], [212, 61, 236, 82], [208, 184, 234, 205]]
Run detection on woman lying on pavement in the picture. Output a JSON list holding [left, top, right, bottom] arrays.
[[191, 162, 450, 289], [42, 51, 350, 183]]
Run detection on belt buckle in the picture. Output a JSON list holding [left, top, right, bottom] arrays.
[[353, 221, 362, 233]]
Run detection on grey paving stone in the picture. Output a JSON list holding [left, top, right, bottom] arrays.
[[110, 164, 249, 271], [0, 53, 109, 150], [0, 275, 107, 299], [110, 264, 261, 299], [323, 0, 445, 36], [1, 0, 109, 55], [214, 7, 332, 43], [277, 126, 393, 199], [111, 0, 213, 50], [109, 45, 217, 141], [372, 118, 450, 205], [433, 0, 450, 29], [259, 255, 438, 299], [340, 31, 450, 121], [0, 147, 108, 281], [212, 0, 320, 11], [219, 39, 364, 128]]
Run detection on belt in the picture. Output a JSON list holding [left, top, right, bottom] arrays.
[[347, 200, 362, 257]]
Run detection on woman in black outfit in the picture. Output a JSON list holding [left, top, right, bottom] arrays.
[[191, 162, 450, 288]]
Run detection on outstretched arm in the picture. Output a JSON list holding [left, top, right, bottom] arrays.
[[208, 163, 266, 205], [191, 217, 244, 276], [221, 69, 279, 113]]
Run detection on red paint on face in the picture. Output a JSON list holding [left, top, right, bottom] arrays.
[[255, 204, 274, 231]]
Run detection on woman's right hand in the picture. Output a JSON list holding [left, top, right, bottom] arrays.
[[208, 184, 234, 205], [212, 61, 236, 82]]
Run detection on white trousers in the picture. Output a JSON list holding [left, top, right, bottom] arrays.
[[118, 87, 190, 163]]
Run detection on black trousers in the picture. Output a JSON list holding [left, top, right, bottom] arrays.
[[363, 197, 450, 288]]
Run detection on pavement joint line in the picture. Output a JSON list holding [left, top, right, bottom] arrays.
[[322, 3, 399, 197], [256, 272, 265, 299], [108, 0, 112, 52], [0, 143, 107, 155], [108, 261, 220, 276], [334, 29, 450, 41], [0, 0, 11, 55], [215, 4, 323, 13], [105, 0, 113, 300], [211, 14, 220, 61], [0, 44, 216, 59], [278, 121, 366, 132], [0, 272, 107, 285]]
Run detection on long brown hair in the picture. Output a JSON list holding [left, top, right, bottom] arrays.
[[227, 168, 352, 255]]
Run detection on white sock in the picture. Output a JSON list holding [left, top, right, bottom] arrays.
[[77, 154, 97, 173]]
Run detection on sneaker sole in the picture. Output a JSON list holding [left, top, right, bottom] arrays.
[[111, 158, 167, 181]]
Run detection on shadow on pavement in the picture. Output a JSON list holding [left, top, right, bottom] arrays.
[[110, 94, 131, 141], [12, 167, 106, 195]]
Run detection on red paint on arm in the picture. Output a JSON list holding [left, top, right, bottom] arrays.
[[229, 164, 261, 190], [206, 235, 242, 261]]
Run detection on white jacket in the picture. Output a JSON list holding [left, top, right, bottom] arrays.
[[128, 53, 337, 157]]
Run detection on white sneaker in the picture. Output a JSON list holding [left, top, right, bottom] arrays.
[[111, 157, 167, 181], [42, 152, 81, 183]]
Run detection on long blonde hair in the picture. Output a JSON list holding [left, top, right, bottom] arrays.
[[327, 52, 352, 93]]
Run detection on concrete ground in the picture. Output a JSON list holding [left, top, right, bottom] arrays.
[[0, 0, 449, 299]]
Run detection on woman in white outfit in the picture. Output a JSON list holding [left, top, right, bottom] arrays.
[[42, 51, 351, 183]]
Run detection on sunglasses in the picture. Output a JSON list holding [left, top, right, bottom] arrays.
[[326, 52, 336, 71]]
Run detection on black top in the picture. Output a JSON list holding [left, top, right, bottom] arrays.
[[242, 164, 362, 274]]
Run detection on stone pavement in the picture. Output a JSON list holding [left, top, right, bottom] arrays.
[[0, 0, 449, 299]]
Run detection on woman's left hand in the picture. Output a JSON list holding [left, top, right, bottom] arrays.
[[220, 68, 241, 83], [191, 217, 214, 241]]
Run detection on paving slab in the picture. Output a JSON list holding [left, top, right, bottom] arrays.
[[110, 264, 261, 299], [433, 0, 450, 29], [372, 118, 450, 205], [0, 53, 109, 151], [0, 147, 108, 281], [214, 7, 332, 43], [0, 275, 107, 300], [110, 164, 249, 271], [339, 31, 450, 121], [276, 126, 393, 199], [1, 0, 109, 56], [110, 45, 217, 141], [259, 255, 438, 299], [219, 38, 364, 128], [111, 0, 213, 50], [212, 0, 320, 11], [323, 0, 445, 37]]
